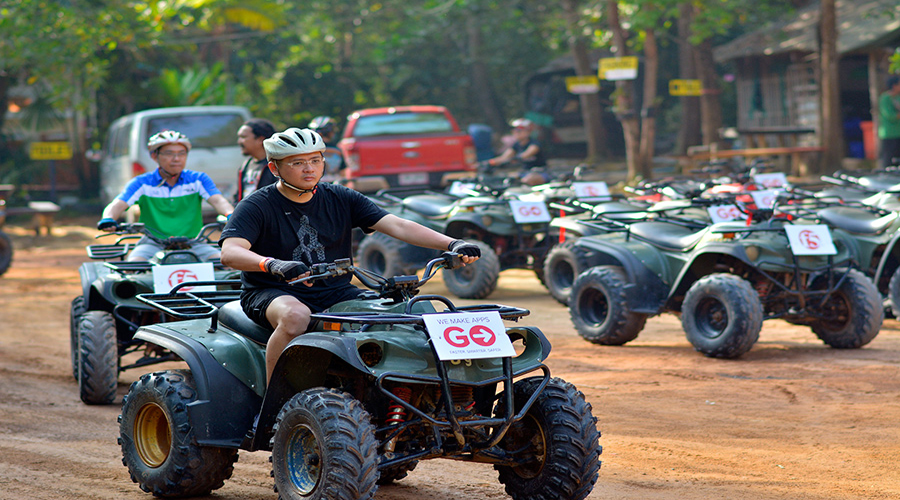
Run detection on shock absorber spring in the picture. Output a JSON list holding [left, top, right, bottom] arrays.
[[451, 386, 475, 412], [384, 386, 412, 453], [385, 386, 412, 425]]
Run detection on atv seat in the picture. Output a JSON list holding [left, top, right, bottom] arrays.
[[629, 221, 705, 250], [218, 301, 272, 345], [402, 194, 458, 218], [592, 201, 650, 220], [818, 207, 898, 235]]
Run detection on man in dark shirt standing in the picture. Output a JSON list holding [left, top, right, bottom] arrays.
[[235, 118, 277, 203], [220, 127, 481, 382]]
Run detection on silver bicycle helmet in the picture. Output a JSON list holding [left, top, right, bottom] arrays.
[[264, 127, 326, 160]]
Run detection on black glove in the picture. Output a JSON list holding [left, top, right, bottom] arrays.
[[264, 259, 310, 282], [97, 218, 119, 231], [448, 239, 481, 258]]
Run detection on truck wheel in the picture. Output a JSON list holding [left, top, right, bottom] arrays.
[[119, 370, 238, 497], [494, 377, 601, 500], [543, 241, 591, 305], [681, 274, 762, 359], [69, 296, 86, 380], [0, 230, 12, 276], [442, 241, 499, 299], [569, 266, 646, 345], [811, 269, 883, 348], [77, 311, 118, 404], [271, 388, 379, 500], [356, 232, 416, 278]]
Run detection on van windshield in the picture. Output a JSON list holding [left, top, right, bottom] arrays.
[[352, 112, 453, 137], [146, 113, 245, 149]]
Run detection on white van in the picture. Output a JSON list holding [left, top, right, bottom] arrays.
[[98, 106, 251, 207]]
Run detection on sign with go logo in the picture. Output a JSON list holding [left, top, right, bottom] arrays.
[[152, 262, 216, 293], [509, 200, 551, 224], [784, 225, 837, 256], [423, 311, 516, 361]]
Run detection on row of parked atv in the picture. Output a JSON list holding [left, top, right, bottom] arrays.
[[69, 215, 601, 498], [358, 161, 900, 360]]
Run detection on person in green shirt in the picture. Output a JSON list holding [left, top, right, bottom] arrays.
[[97, 130, 234, 261], [878, 75, 900, 169]]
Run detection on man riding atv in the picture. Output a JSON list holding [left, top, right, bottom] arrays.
[[97, 130, 234, 261], [219, 127, 482, 383]]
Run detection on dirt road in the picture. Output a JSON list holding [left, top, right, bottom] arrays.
[[1, 219, 898, 500]]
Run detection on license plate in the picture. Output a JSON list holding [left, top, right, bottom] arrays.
[[399, 172, 429, 185]]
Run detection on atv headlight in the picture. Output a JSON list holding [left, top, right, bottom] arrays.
[[481, 215, 493, 227], [358, 342, 383, 367], [744, 245, 760, 261]]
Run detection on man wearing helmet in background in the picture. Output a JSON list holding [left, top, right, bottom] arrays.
[[308, 115, 344, 182], [308, 115, 338, 147], [235, 118, 277, 203], [220, 127, 482, 383], [486, 117, 549, 186], [97, 130, 235, 261]]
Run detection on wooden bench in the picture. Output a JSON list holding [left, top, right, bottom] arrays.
[[687, 146, 826, 176], [5, 201, 62, 235]]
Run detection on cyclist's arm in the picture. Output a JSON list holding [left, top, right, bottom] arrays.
[[371, 214, 477, 264], [220, 237, 267, 272]]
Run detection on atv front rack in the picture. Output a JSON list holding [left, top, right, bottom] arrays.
[[103, 258, 231, 275], [310, 295, 530, 328]]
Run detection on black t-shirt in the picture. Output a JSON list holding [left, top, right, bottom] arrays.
[[219, 182, 389, 294], [512, 139, 546, 169]]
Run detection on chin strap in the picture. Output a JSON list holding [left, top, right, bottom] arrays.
[[279, 178, 318, 195]]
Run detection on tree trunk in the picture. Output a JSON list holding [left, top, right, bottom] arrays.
[[466, 12, 507, 133], [562, 0, 608, 161], [676, 4, 702, 155], [638, 29, 658, 179], [693, 37, 723, 147], [818, 0, 843, 175], [606, 0, 640, 182], [868, 50, 891, 163], [0, 74, 9, 152]]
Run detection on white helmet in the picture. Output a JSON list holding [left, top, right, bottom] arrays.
[[510, 118, 534, 130], [264, 127, 326, 160], [147, 130, 191, 152]]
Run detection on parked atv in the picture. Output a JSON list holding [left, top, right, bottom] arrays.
[[0, 199, 14, 276], [70, 222, 240, 404], [357, 180, 559, 299], [118, 253, 602, 499], [567, 197, 883, 358]]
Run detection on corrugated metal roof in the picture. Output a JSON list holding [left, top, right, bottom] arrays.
[[714, 1, 900, 63]]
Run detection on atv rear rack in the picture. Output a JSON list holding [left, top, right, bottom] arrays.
[[87, 243, 135, 260], [136, 280, 242, 331]]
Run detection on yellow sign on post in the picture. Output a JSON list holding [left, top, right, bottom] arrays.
[[565, 75, 600, 94], [669, 79, 703, 96], [29, 142, 73, 160], [598, 57, 639, 81]]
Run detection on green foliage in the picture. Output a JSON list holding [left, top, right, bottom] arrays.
[[154, 63, 232, 106], [890, 49, 900, 75]]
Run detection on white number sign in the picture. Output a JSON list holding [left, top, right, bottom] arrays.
[[750, 189, 781, 209], [783, 225, 837, 256], [152, 262, 216, 293], [572, 181, 610, 199]]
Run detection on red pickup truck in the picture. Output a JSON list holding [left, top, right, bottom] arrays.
[[337, 105, 477, 192]]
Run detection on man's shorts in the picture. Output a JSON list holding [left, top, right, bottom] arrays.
[[128, 237, 221, 262], [240, 284, 364, 329]]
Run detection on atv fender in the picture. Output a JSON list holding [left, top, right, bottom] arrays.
[[250, 334, 374, 450], [873, 232, 900, 289], [79, 262, 105, 311], [667, 243, 757, 308], [134, 323, 262, 449], [573, 238, 668, 313]]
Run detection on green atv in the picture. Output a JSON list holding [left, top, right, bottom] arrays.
[[567, 199, 883, 358], [70, 222, 240, 404], [357, 181, 559, 299], [118, 253, 601, 500]]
